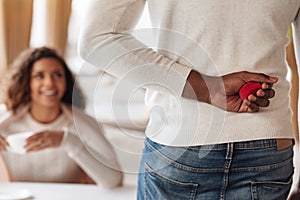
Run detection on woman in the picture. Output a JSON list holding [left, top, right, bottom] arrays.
[[0, 47, 123, 188]]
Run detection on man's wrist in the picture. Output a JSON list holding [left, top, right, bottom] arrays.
[[182, 70, 211, 103]]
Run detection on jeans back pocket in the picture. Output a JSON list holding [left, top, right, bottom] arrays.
[[251, 178, 292, 200], [144, 163, 198, 200]]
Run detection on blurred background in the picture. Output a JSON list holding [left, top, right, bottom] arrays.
[[0, 0, 151, 186]]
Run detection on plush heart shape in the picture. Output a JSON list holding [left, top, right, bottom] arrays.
[[239, 82, 261, 100]]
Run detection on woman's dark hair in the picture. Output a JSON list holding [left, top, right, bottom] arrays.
[[3, 47, 85, 113]]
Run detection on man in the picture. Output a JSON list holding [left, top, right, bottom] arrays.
[[79, 1, 299, 199]]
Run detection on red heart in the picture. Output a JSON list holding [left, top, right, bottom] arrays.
[[239, 82, 261, 100]]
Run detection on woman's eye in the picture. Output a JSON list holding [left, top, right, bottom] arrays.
[[53, 72, 63, 78], [33, 73, 43, 79]]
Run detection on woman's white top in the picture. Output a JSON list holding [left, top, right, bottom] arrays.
[[0, 104, 122, 188]]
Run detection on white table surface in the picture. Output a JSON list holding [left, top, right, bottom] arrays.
[[0, 182, 137, 200]]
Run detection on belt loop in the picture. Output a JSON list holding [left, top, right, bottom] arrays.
[[226, 143, 234, 160]]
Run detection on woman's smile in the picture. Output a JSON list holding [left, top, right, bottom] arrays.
[[30, 58, 66, 109]]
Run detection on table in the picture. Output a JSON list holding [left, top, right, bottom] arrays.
[[0, 182, 137, 200]]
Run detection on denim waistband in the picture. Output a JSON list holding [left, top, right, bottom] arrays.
[[146, 138, 287, 151]]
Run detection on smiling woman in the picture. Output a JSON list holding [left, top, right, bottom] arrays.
[[29, 58, 67, 123], [3, 47, 84, 112], [0, 47, 123, 188]]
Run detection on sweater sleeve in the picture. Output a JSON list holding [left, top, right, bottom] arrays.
[[78, 0, 192, 97], [61, 114, 123, 188]]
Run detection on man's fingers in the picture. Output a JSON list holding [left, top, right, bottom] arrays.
[[252, 97, 270, 107], [239, 100, 259, 113], [243, 71, 278, 84], [247, 89, 275, 101], [256, 89, 275, 99], [247, 102, 260, 112], [238, 100, 250, 112], [261, 82, 273, 89], [247, 89, 273, 107]]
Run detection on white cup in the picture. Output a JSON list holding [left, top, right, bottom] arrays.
[[6, 132, 34, 154]]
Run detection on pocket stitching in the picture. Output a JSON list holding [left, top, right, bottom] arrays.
[[145, 139, 224, 173], [144, 163, 198, 187], [144, 163, 198, 200], [250, 177, 293, 200]]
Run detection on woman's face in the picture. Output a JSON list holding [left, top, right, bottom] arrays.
[[30, 58, 67, 109]]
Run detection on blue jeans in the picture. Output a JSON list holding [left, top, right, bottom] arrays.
[[137, 138, 294, 200]]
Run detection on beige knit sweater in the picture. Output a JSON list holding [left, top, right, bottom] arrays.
[[79, 0, 300, 146]]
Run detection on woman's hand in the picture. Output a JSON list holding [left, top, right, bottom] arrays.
[[0, 134, 9, 151], [25, 130, 64, 152]]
